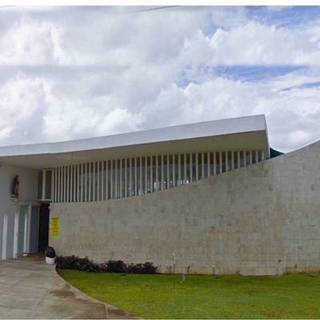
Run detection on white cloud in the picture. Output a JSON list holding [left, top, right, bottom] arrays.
[[180, 21, 320, 66], [0, 67, 320, 152], [0, 73, 51, 144], [0, 7, 319, 152], [0, 17, 63, 65], [1, 9, 320, 68]]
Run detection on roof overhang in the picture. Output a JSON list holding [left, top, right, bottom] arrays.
[[0, 115, 269, 169]]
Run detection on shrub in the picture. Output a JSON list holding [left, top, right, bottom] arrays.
[[128, 262, 157, 274], [56, 255, 157, 274], [56, 255, 102, 272], [105, 260, 128, 273], [142, 262, 157, 274]]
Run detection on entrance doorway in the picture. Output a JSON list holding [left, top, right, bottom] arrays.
[[38, 203, 50, 253]]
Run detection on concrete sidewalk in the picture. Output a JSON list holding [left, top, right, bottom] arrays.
[[0, 259, 127, 319]]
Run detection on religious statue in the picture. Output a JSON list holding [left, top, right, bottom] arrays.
[[11, 175, 19, 199]]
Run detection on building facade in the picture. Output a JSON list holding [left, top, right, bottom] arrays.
[[1, 114, 319, 275]]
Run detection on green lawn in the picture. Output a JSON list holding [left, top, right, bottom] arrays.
[[58, 270, 320, 318]]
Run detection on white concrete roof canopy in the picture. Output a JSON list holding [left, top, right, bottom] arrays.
[[0, 115, 269, 169]]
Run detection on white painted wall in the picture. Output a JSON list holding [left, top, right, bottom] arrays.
[[0, 164, 38, 260]]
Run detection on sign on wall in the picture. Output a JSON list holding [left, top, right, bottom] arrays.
[[50, 217, 60, 237]]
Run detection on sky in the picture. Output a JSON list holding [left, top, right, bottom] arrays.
[[0, 6, 320, 152]]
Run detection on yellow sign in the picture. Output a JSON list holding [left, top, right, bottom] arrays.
[[50, 217, 60, 237]]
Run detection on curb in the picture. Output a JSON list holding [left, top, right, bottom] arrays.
[[54, 267, 139, 319]]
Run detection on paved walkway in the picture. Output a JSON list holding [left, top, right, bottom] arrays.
[[0, 258, 128, 319]]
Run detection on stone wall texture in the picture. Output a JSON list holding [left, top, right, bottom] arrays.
[[49, 140, 320, 275]]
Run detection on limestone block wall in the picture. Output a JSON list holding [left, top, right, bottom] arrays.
[[50, 140, 320, 275]]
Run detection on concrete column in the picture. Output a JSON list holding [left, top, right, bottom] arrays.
[[102, 161, 105, 200], [76, 164, 79, 202], [139, 156, 142, 195], [63, 166, 67, 202], [70, 165, 72, 201], [237, 151, 240, 169], [232, 151, 235, 170], [255, 150, 259, 163], [66, 165, 69, 202], [53, 168, 55, 202], [83, 164, 86, 202], [88, 163, 92, 201], [60, 167, 63, 202], [124, 159, 127, 198], [243, 151, 247, 167], [161, 154, 164, 190], [172, 154, 176, 187], [71, 165, 74, 202], [60, 166, 62, 202], [67, 166, 70, 202], [201, 152, 204, 178], [178, 154, 181, 185], [121, 159, 124, 198], [96, 162, 99, 201], [195, 153, 199, 181], [77, 163, 81, 202], [70, 166, 73, 202], [84, 163, 87, 201], [53, 168, 57, 202], [129, 158, 132, 196], [155, 155, 159, 191], [225, 152, 228, 172], [57, 167, 60, 202], [100, 162, 103, 200], [184, 153, 187, 183], [85, 163, 90, 202], [150, 156, 153, 193], [98, 162, 101, 201], [50, 169, 54, 202], [42, 169, 46, 201], [119, 159, 122, 199], [79, 163, 84, 202], [87, 163, 90, 202], [262, 150, 265, 161], [167, 153, 170, 188], [145, 156, 148, 194], [189, 153, 192, 182], [110, 160, 113, 199], [68, 166, 71, 202], [213, 152, 216, 176], [101, 161, 104, 201], [106, 161, 109, 200], [70, 165, 72, 202], [58, 167, 63, 202], [207, 152, 210, 177], [57, 168, 59, 202], [94, 162, 97, 200], [114, 160, 117, 199], [134, 157, 138, 196], [219, 152, 222, 174]]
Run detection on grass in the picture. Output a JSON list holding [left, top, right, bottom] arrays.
[[58, 270, 320, 318]]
